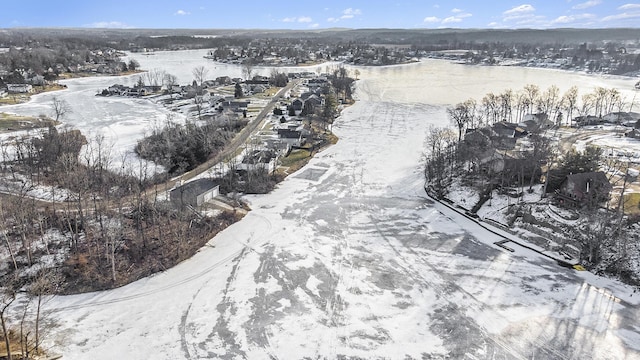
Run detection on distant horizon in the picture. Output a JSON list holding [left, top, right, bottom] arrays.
[[2, 1, 640, 30], [2, 26, 639, 32]]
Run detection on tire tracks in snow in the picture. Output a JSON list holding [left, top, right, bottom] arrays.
[[370, 210, 568, 359], [179, 213, 274, 359]]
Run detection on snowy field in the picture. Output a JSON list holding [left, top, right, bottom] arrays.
[[4, 54, 640, 359]]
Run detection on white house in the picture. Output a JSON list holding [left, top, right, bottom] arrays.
[[6, 84, 33, 93]]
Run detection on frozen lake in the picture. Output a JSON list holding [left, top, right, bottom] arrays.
[[6, 51, 640, 359]]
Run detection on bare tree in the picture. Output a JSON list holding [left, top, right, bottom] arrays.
[[538, 85, 560, 123], [50, 97, 71, 122], [1, 285, 17, 360], [592, 87, 609, 118], [425, 126, 456, 197], [578, 93, 595, 119], [499, 89, 514, 122], [481, 92, 500, 124], [561, 86, 579, 127], [448, 103, 470, 142], [523, 84, 540, 115], [142, 68, 166, 90], [192, 66, 209, 87], [241, 60, 255, 81], [603, 88, 622, 118], [163, 73, 178, 93], [28, 268, 60, 355]]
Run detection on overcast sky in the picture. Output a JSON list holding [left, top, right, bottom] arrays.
[[2, 1, 640, 29]]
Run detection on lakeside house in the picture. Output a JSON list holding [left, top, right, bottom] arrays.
[[555, 171, 612, 208], [238, 149, 277, 173], [6, 83, 33, 93]]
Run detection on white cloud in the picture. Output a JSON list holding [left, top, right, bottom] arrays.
[[87, 21, 133, 28], [327, 8, 361, 23], [424, 9, 471, 25], [503, 4, 535, 15], [618, 3, 640, 10], [502, 4, 540, 23], [310, 23, 320, 28], [598, 3, 640, 23], [601, 11, 640, 21], [442, 16, 462, 24], [343, 8, 362, 16], [174, 10, 190, 16], [487, 21, 500, 27], [282, 16, 313, 23], [341, 8, 362, 20], [572, 0, 601, 9], [443, 13, 472, 23], [551, 13, 596, 24]]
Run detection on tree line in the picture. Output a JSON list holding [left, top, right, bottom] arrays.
[[447, 83, 632, 142]]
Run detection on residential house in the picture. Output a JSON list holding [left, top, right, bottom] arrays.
[[245, 79, 269, 86], [291, 98, 304, 111], [251, 84, 268, 94], [521, 113, 553, 132], [277, 128, 302, 143], [216, 76, 232, 85], [477, 149, 505, 174], [181, 85, 197, 99], [492, 121, 527, 138], [304, 94, 323, 107], [221, 99, 250, 113], [202, 80, 217, 89], [489, 122, 526, 150], [238, 149, 277, 173], [306, 78, 328, 89], [603, 112, 640, 126], [555, 171, 612, 208], [123, 87, 147, 97], [195, 90, 211, 104], [26, 74, 45, 86], [625, 129, 640, 139], [464, 128, 493, 148], [573, 115, 602, 127], [106, 84, 127, 95], [170, 178, 220, 208], [6, 84, 33, 93]]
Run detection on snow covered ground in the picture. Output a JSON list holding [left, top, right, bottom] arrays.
[[4, 54, 640, 359]]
